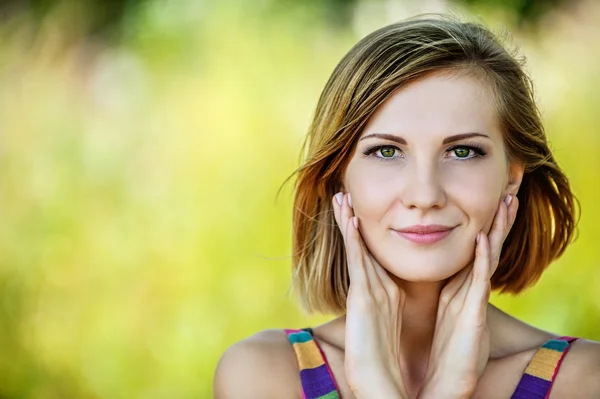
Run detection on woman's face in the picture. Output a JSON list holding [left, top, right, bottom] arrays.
[[343, 71, 523, 282]]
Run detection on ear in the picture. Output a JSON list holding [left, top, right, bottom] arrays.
[[504, 160, 524, 196]]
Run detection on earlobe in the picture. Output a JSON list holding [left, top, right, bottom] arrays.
[[505, 161, 525, 196]]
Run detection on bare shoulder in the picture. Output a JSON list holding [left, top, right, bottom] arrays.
[[549, 338, 600, 398], [213, 329, 301, 399]]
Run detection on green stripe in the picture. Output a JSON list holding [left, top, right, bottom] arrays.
[[542, 339, 568, 352], [315, 391, 341, 399], [288, 331, 312, 344]]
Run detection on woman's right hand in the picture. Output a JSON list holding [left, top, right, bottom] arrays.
[[332, 192, 408, 399]]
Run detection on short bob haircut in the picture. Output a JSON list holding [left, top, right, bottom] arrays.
[[290, 15, 578, 315]]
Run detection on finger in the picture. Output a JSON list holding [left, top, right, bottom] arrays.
[[340, 193, 355, 244], [332, 192, 353, 244], [367, 251, 399, 300], [370, 255, 394, 288], [332, 192, 343, 234], [440, 264, 472, 304], [465, 232, 492, 320], [345, 215, 368, 290], [341, 193, 366, 288], [474, 231, 491, 284], [332, 193, 367, 290], [353, 219, 401, 303], [487, 200, 508, 274], [505, 194, 519, 239], [362, 248, 382, 295], [448, 266, 474, 311]]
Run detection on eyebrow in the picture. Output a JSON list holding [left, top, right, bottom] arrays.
[[359, 132, 490, 145]]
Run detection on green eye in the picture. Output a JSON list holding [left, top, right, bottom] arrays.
[[453, 147, 471, 158], [380, 147, 396, 157]]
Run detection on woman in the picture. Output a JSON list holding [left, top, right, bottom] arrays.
[[214, 15, 600, 398]]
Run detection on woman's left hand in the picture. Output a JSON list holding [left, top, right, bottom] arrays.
[[418, 194, 519, 399]]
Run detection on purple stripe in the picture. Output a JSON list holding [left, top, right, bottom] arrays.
[[511, 373, 551, 399], [300, 364, 337, 399]]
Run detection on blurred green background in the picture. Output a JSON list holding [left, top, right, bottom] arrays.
[[0, 0, 599, 397]]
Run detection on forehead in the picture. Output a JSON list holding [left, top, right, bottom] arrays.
[[361, 71, 500, 140]]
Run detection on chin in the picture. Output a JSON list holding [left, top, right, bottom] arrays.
[[388, 266, 461, 283], [376, 250, 473, 283]]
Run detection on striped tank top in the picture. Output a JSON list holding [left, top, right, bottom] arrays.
[[284, 328, 577, 399]]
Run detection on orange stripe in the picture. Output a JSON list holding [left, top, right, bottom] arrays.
[[524, 347, 563, 381], [292, 340, 325, 369]]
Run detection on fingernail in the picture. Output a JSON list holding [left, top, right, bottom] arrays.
[[476, 232, 481, 243], [504, 194, 512, 206], [348, 193, 353, 208], [335, 192, 343, 205], [353, 217, 358, 229]]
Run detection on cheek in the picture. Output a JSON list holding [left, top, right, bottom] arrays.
[[346, 159, 507, 232], [344, 171, 401, 252], [345, 163, 395, 216], [445, 165, 504, 231]]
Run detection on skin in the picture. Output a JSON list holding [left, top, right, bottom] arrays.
[[343, 71, 516, 284], [334, 191, 508, 398], [335, 70, 522, 398], [213, 71, 600, 399]]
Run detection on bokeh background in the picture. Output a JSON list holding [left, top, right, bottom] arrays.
[[1, 0, 599, 397]]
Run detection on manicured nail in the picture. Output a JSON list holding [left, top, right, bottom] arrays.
[[353, 217, 358, 229], [504, 194, 512, 206], [335, 192, 343, 205], [348, 193, 353, 208]]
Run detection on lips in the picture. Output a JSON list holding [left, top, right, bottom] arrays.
[[396, 224, 454, 234], [392, 224, 456, 244]]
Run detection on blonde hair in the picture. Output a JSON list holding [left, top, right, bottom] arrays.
[[289, 15, 578, 315]]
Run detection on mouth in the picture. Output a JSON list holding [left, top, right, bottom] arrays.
[[392, 225, 456, 245]]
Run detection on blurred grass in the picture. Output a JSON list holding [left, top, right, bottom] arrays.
[[0, 0, 598, 398]]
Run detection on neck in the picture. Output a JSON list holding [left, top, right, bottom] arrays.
[[393, 280, 444, 390], [328, 281, 520, 397], [333, 279, 444, 392]]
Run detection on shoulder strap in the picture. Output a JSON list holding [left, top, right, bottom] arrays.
[[511, 336, 578, 399], [284, 328, 342, 399]]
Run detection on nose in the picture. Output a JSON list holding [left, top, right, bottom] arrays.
[[400, 161, 447, 211]]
